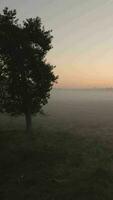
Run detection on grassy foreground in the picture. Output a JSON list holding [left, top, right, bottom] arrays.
[[1, 128, 113, 200]]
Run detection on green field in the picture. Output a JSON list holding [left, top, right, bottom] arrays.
[[1, 113, 113, 200]]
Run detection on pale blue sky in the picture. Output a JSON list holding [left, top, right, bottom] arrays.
[[1, 0, 113, 88]]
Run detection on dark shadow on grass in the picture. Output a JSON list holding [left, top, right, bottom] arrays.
[[0, 130, 113, 199]]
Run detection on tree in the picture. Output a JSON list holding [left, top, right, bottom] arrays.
[[0, 7, 58, 133]]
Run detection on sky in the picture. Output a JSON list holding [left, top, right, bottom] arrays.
[[1, 0, 113, 88]]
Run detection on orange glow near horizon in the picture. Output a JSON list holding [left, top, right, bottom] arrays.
[[49, 45, 113, 88], [1, 0, 113, 88], [54, 77, 113, 89]]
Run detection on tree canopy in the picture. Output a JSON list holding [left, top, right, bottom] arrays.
[[0, 7, 58, 132]]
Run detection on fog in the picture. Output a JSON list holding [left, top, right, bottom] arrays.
[[37, 89, 113, 135], [1, 89, 113, 135]]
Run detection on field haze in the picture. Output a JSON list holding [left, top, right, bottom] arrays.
[[1, 89, 113, 199], [1, 89, 113, 133]]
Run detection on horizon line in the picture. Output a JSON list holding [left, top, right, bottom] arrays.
[[53, 87, 113, 90]]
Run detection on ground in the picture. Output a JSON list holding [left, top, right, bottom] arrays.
[[1, 116, 113, 200]]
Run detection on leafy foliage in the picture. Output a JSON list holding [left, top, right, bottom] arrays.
[[0, 7, 57, 116]]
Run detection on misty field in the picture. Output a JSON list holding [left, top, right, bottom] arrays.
[[1, 89, 113, 199]]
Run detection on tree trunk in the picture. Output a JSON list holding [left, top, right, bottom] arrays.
[[25, 111, 32, 134]]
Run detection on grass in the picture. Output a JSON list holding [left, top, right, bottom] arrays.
[[1, 123, 113, 199]]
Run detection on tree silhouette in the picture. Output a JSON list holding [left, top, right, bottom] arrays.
[[0, 7, 58, 133]]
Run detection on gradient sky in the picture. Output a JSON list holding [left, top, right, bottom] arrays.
[[1, 0, 113, 88]]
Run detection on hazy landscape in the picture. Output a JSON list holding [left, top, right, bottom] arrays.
[[44, 88, 113, 131], [2, 88, 113, 133], [1, 0, 113, 199], [1, 89, 113, 199]]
